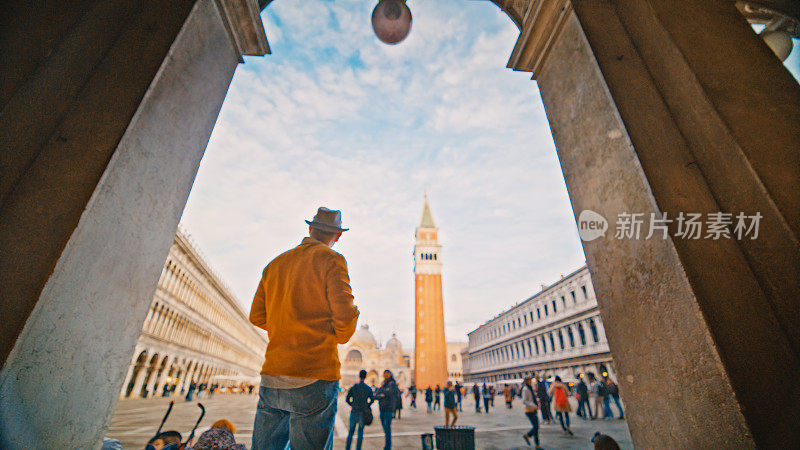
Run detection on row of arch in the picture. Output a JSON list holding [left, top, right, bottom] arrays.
[[470, 316, 604, 370], [142, 300, 261, 371], [419, 252, 438, 261], [159, 256, 262, 353], [120, 347, 252, 399], [470, 362, 616, 385], [473, 281, 592, 346]]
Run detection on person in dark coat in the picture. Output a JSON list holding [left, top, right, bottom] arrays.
[[375, 370, 401, 450], [345, 370, 374, 450], [472, 384, 481, 413], [424, 386, 433, 413], [454, 382, 463, 411], [577, 376, 592, 419], [443, 381, 458, 427], [185, 381, 197, 401], [482, 383, 491, 413], [535, 375, 552, 424], [433, 385, 442, 411], [409, 385, 417, 409]]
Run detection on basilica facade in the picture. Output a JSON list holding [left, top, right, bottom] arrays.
[[339, 324, 412, 389]]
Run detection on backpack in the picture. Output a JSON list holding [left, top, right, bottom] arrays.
[[597, 383, 608, 397], [363, 406, 373, 426]]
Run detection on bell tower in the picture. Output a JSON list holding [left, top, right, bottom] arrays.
[[413, 194, 447, 388]]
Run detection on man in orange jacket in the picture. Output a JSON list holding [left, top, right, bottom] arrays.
[[250, 207, 359, 450]]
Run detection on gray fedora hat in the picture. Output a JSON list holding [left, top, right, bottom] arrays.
[[306, 207, 349, 232]]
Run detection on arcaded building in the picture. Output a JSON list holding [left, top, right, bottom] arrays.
[[463, 266, 615, 384], [120, 230, 267, 398], [446, 342, 467, 383], [339, 324, 412, 389]]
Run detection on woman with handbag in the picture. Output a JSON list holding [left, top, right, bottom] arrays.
[[520, 377, 542, 448], [548, 376, 574, 435]]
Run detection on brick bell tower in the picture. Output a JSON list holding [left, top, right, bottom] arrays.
[[414, 194, 448, 389]]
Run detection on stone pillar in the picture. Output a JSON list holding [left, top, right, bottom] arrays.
[[143, 354, 166, 399], [152, 355, 173, 398], [0, 0, 268, 447], [130, 365, 149, 399], [505, 0, 799, 446], [593, 317, 607, 343], [119, 363, 137, 399]]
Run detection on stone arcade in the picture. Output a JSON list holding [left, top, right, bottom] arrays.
[[1, 0, 798, 447], [120, 230, 267, 399]]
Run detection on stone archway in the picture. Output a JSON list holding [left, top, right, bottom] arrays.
[[1, 0, 799, 448]]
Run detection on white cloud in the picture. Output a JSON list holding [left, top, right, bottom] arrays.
[[180, 0, 585, 349]]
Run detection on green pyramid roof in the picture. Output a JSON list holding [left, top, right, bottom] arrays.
[[419, 196, 436, 228]]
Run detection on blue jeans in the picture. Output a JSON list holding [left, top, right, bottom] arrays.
[[346, 410, 365, 450], [602, 396, 613, 418], [612, 396, 625, 418], [578, 398, 592, 418], [380, 410, 393, 449], [252, 380, 338, 450]]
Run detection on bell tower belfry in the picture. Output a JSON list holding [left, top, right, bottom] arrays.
[[413, 194, 448, 388]]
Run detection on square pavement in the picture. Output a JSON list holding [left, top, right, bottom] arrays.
[[107, 394, 632, 449]]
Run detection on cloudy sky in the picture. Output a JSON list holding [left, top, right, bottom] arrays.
[[180, 0, 800, 348]]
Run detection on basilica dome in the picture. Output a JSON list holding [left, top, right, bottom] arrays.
[[385, 333, 402, 353], [351, 324, 377, 348]]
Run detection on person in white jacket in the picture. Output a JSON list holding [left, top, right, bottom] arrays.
[[521, 377, 543, 449]]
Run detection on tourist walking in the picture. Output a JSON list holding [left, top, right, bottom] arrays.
[[520, 377, 542, 449], [394, 389, 403, 419], [425, 387, 433, 413], [185, 381, 196, 402], [249, 207, 359, 450], [577, 376, 592, 419], [601, 377, 614, 419], [489, 385, 496, 406], [409, 385, 417, 409], [472, 384, 481, 413], [375, 370, 402, 450], [607, 378, 624, 419], [535, 375, 552, 424], [548, 377, 574, 435], [345, 370, 374, 450], [455, 382, 463, 411], [444, 381, 458, 427], [504, 385, 512, 409], [482, 383, 491, 413], [434, 385, 442, 411], [587, 373, 603, 419]]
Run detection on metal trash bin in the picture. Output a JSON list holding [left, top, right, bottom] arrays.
[[434, 426, 475, 450], [421, 432, 435, 449]]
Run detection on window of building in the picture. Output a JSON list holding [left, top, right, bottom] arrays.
[[578, 324, 586, 345], [552, 300, 557, 313], [540, 337, 546, 353], [536, 308, 541, 319], [529, 311, 534, 322], [571, 291, 576, 303], [568, 328, 575, 347], [549, 334, 556, 352], [518, 317, 521, 328], [524, 315, 528, 325], [581, 285, 588, 300], [558, 330, 565, 350], [534, 339, 539, 355], [527, 339, 532, 355], [590, 319, 599, 343], [544, 305, 548, 316]]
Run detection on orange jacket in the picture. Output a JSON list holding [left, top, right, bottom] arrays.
[[250, 238, 359, 380]]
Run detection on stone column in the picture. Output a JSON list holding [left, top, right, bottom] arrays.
[[119, 363, 137, 399], [0, 0, 268, 447], [593, 317, 607, 343], [129, 365, 149, 399], [505, 0, 799, 446]]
